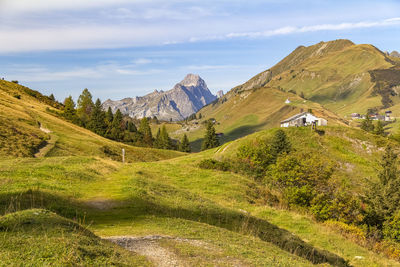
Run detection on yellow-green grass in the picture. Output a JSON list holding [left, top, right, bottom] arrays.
[[178, 41, 397, 151], [0, 80, 184, 162], [0, 209, 150, 266], [0, 125, 398, 265], [172, 87, 346, 151], [266, 44, 392, 117], [0, 156, 323, 266]]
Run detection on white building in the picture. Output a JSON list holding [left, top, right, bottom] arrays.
[[285, 98, 291, 104], [280, 112, 327, 127]]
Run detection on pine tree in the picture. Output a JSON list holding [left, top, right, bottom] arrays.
[[63, 96, 76, 120], [271, 129, 291, 156], [127, 121, 137, 133], [375, 120, 385, 136], [154, 128, 162, 148], [105, 107, 113, 126], [77, 88, 94, 126], [160, 125, 171, 149], [49, 93, 55, 101], [110, 109, 123, 140], [201, 120, 219, 150], [88, 98, 107, 135], [368, 146, 400, 226], [179, 134, 191, 152], [361, 115, 374, 132], [139, 117, 153, 147]]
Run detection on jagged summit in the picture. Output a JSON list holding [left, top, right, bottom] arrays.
[[102, 74, 216, 121], [180, 74, 203, 87]]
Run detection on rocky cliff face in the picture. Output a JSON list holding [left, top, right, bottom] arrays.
[[102, 74, 216, 121]]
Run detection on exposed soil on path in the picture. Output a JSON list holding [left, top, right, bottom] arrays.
[[105, 235, 247, 267], [105, 236, 185, 267], [34, 124, 58, 158]]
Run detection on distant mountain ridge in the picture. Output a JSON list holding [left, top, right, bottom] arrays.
[[103, 74, 216, 121]]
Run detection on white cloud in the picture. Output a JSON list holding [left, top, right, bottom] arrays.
[[0, 13, 399, 53], [221, 17, 400, 40], [0, 0, 139, 14], [5, 63, 164, 82], [185, 65, 243, 70], [132, 58, 153, 65]]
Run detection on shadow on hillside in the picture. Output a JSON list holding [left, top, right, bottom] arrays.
[[0, 189, 86, 218], [110, 195, 349, 267], [0, 189, 349, 266]]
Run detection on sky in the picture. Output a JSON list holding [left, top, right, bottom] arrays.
[[0, 0, 399, 102]]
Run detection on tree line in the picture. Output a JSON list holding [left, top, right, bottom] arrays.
[[62, 89, 191, 152]]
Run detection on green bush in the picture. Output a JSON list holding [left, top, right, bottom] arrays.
[[198, 159, 230, 171], [383, 211, 400, 241]]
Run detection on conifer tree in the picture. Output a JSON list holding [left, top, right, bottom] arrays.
[[368, 146, 400, 226], [127, 121, 137, 133], [110, 109, 123, 140], [139, 117, 153, 146], [361, 115, 374, 132], [63, 96, 76, 120], [179, 134, 191, 152], [154, 128, 162, 148], [201, 120, 219, 150], [160, 125, 171, 149], [49, 93, 55, 101], [88, 98, 107, 135], [77, 88, 94, 126], [105, 107, 113, 126], [271, 129, 291, 157], [375, 120, 385, 136]]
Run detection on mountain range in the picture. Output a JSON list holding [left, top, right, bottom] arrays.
[[102, 74, 216, 121], [172, 39, 400, 150]]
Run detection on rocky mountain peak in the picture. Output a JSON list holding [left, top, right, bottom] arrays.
[[179, 74, 204, 87], [102, 74, 217, 121]]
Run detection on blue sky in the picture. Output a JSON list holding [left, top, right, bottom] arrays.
[[0, 0, 399, 102]]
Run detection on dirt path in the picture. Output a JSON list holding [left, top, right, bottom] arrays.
[[34, 123, 58, 158], [105, 236, 184, 267]]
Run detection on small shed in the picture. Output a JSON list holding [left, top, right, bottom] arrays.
[[280, 112, 327, 127]]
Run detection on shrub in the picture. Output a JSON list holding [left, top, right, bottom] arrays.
[[13, 93, 21, 99], [383, 211, 400, 241], [198, 159, 230, 171]]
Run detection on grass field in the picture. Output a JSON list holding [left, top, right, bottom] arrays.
[[1, 126, 399, 265], [1, 75, 400, 265]]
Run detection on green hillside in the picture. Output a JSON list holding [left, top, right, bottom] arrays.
[[172, 39, 400, 150], [2, 41, 400, 265], [0, 80, 183, 161], [1, 126, 400, 265]]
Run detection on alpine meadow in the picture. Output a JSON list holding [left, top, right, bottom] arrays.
[[1, 1, 400, 266]]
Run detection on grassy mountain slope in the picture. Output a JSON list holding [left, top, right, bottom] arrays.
[[230, 39, 396, 116], [172, 86, 347, 151], [0, 80, 183, 161], [1, 126, 399, 265], [177, 39, 400, 150]]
